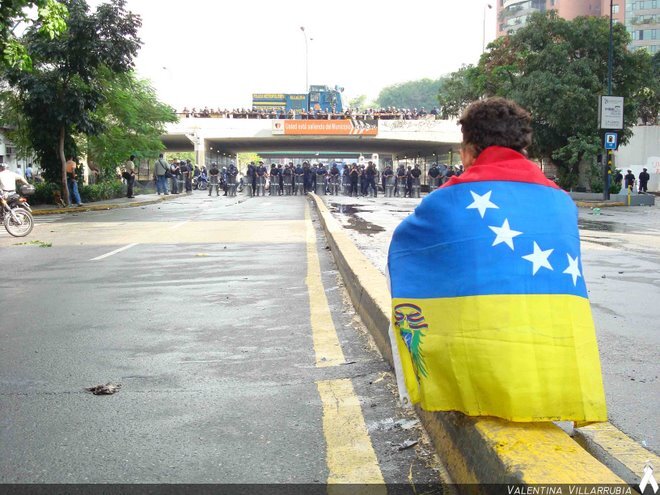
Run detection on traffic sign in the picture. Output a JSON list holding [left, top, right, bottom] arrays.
[[604, 132, 618, 150], [599, 96, 624, 130]]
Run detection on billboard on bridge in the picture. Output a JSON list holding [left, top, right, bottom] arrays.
[[272, 119, 378, 136]]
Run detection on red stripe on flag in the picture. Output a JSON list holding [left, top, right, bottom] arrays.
[[443, 146, 560, 189]]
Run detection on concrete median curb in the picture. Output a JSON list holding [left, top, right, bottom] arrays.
[[32, 194, 177, 216], [309, 193, 629, 486], [574, 422, 660, 485], [575, 201, 626, 208]]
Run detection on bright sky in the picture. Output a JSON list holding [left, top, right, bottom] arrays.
[[98, 0, 497, 110]]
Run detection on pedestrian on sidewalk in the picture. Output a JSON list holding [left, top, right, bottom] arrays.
[[388, 97, 607, 423], [124, 155, 136, 198], [154, 154, 169, 195], [638, 168, 649, 193], [184, 160, 193, 193], [624, 169, 635, 192], [65, 156, 83, 207]]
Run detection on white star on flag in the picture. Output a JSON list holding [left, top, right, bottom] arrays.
[[489, 219, 523, 250], [563, 254, 582, 286], [522, 242, 554, 275], [467, 190, 499, 218]]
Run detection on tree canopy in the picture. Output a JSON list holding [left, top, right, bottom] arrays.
[[1, 0, 68, 70], [437, 11, 657, 188], [86, 69, 177, 178], [3, 0, 142, 202], [375, 78, 444, 110]]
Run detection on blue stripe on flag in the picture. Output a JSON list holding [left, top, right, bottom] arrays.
[[388, 181, 587, 299]]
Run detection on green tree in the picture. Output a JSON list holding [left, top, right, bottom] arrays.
[[436, 66, 483, 119], [348, 94, 368, 110], [636, 51, 660, 125], [375, 78, 444, 110], [3, 0, 141, 204], [1, 0, 68, 70], [438, 12, 655, 189], [237, 152, 262, 175], [87, 69, 177, 179]]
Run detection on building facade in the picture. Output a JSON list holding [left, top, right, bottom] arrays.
[[496, 0, 659, 54], [625, 0, 660, 54]]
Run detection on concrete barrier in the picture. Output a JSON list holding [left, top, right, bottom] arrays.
[[309, 193, 628, 488]]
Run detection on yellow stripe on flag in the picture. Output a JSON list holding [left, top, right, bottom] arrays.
[[392, 294, 607, 422]]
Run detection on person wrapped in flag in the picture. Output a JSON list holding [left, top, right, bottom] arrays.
[[388, 97, 607, 422]]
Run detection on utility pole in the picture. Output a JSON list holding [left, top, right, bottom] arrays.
[[300, 26, 309, 91], [603, 0, 614, 201]]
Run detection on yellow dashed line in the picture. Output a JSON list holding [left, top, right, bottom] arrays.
[[317, 379, 386, 488], [305, 205, 345, 367], [306, 204, 385, 488]]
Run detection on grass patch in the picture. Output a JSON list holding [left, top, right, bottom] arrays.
[[15, 240, 52, 248]]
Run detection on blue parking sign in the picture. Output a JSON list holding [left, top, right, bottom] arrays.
[[604, 132, 618, 150]]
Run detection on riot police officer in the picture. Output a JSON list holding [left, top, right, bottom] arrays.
[[395, 164, 406, 197], [303, 162, 312, 194], [316, 162, 327, 194], [226, 162, 238, 197], [410, 164, 422, 198], [283, 163, 294, 195], [295, 162, 305, 195], [382, 164, 394, 197], [328, 162, 340, 195], [256, 161, 267, 196], [269, 163, 280, 196], [246, 162, 256, 197], [365, 161, 378, 197], [428, 163, 440, 190]]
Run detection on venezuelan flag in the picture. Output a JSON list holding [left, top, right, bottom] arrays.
[[388, 147, 607, 422]]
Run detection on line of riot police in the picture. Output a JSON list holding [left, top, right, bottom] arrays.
[[242, 160, 463, 198], [207, 162, 240, 197]]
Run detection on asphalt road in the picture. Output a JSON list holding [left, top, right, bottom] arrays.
[[324, 195, 660, 455], [0, 193, 447, 487]]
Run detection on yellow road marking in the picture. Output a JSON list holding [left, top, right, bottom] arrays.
[[317, 379, 386, 488], [305, 205, 345, 367], [306, 204, 385, 487]]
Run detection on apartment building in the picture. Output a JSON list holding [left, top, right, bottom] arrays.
[[496, 0, 659, 54], [625, 0, 660, 54]]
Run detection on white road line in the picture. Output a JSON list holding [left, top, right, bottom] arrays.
[[90, 243, 139, 261], [169, 220, 190, 230]]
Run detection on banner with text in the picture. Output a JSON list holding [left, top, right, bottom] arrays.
[[272, 119, 378, 136]]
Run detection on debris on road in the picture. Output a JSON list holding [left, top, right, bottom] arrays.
[[397, 439, 419, 451], [85, 383, 121, 395], [15, 240, 52, 248]]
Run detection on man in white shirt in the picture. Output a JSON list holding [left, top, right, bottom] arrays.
[[0, 163, 29, 197]]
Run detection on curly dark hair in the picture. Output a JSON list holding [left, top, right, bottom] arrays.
[[458, 97, 532, 156]]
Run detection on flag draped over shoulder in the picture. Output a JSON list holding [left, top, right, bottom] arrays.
[[387, 146, 607, 422]]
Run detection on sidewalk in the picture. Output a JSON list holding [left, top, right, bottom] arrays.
[[31, 192, 177, 216]]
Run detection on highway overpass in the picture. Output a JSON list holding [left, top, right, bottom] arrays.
[[161, 117, 463, 168]]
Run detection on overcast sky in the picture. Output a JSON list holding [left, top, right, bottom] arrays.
[[102, 0, 497, 110]]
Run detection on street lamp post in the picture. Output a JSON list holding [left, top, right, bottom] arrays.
[[300, 26, 309, 91], [482, 3, 493, 53], [607, 0, 613, 96], [603, 0, 614, 200]]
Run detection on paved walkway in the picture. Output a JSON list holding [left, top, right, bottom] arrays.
[[31, 192, 176, 216]]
